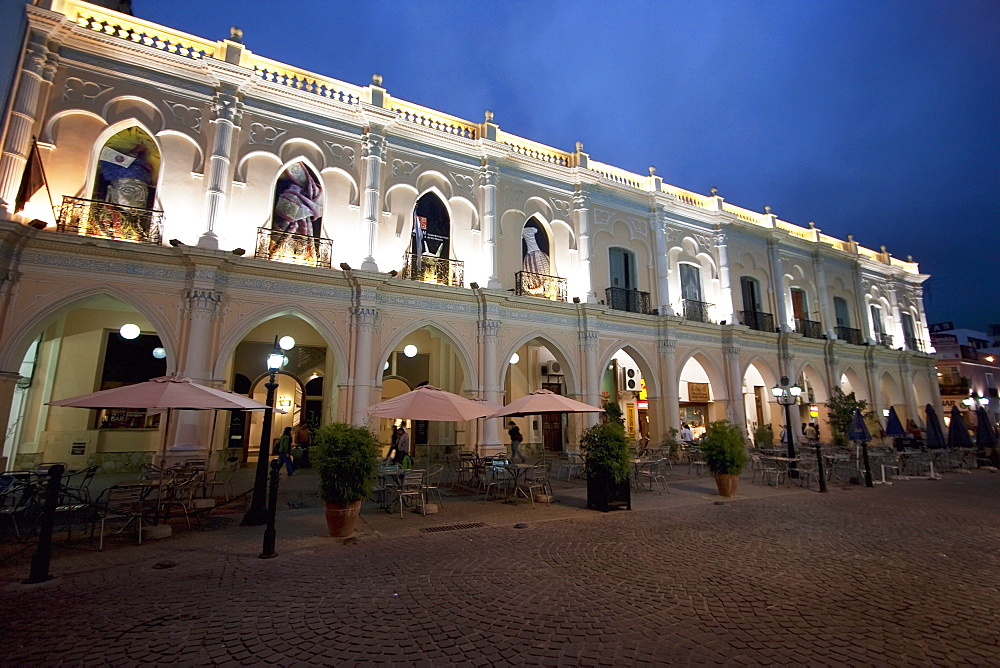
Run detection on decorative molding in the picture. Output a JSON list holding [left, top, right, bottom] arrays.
[[211, 86, 242, 124], [593, 209, 611, 227], [450, 172, 474, 197], [391, 158, 419, 178], [248, 122, 286, 146], [504, 186, 525, 208], [477, 320, 500, 339], [323, 141, 355, 167], [550, 198, 571, 220], [164, 100, 203, 133], [362, 132, 386, 159], [62, 77, 113, 104], [478, 164, 498, 188]]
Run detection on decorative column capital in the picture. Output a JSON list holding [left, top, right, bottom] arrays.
[[362, 131, 386, 160], [579, 330, 598, 352], [354, 306, 379, 331], [573, 188, 590, 210], [658, 339, 677, 355], [478, 162, 498, 187], [723, 346, 741, 357], [713, 230, 728, 246], [212, 85, 243, 124], [185, 289, 222, 317], [477, 320, 500, 339]]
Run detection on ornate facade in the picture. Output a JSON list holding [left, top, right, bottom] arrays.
[[0, 1, 940, 470]]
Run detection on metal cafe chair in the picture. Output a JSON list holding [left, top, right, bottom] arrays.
[[96, 484, 146, 550]]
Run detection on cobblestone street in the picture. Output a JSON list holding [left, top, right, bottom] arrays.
[[2, 471, 998, 666]]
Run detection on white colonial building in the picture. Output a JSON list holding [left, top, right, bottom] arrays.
[[0, 0, 940, 471]]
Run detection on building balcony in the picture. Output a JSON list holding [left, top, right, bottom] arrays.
[[255, 227, 332, 268], [682, 299, 714, 323], [401, 252, 464, 288], [56, 196, 163, 245], [874, 332, 894, 349], [904, 336, 924, 352], [835, 326, 865, 345], [794, 318, 824, 339], [515, 271, 567, 302], [739, 310, 775, 332], [605, 287, 650, 314]]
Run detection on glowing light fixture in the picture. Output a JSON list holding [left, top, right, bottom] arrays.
[[510, 353, 520, 365], [119, 323, 140, 340], [152, 347, 166, 359], [403, 344, 417, 358], [384, 361, 390, 371], [278, 336, 295, 351]]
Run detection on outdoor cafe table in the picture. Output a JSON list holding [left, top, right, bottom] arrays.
[[504, 464, 534, 502], [375, 468, 405, 511]]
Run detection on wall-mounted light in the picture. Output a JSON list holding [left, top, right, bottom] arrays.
[[403, 344, 417, 358], [388, 269, 398, 277], [231, 248, 245, 256], [339, 262, 351, 271], [470, 282, 480, 290], [278, 336, 295, 351], [152, 347, 166, 359], [384, 361, 390, 371], [119, 323, 140, 340], [277, 398, 293, 408], [510, 353, 520, 365], [572, 297, 581, 304], [168, 239, 183, 247]]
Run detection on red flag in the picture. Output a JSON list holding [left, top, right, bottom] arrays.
[[14, 139, 46, 214]]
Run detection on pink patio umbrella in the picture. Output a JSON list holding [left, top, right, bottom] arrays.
[[367, 385, 502, 421], [491, 389, 603, 418]]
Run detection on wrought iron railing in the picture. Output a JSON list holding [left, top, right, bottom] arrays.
[[682, 299, 714, 323], [605, 287, 650, 314], [794, 318, 824, 339], [903, 336, 924, 352], [255, 227, 332, 267], [401, 252, 464, 287], [515, 271, 568, 301], [874, 332, 894, 349], [56, 196, 163, 245], [739, 310, 775, 332], [835, 326, 865, 345]]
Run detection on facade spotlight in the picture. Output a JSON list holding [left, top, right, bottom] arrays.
[[470, 282, 480, 290], [339, 262, 351, 271], [388, 269, 398, 277], [572, 297, 581, 304], [232, 248, 246, 256], [168, 239, 182, 247]]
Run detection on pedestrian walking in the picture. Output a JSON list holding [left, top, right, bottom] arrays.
[[508, 421, 526, 463], [277, 426, 295, 476], [394, 426, 410, 466]]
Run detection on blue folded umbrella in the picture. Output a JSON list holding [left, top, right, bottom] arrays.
[[848, 409, 871, 442], [885, 406, 906, 438]]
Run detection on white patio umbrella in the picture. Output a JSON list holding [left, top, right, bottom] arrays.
[[367, 385, 502, 421], [491, 389, 603, 417]]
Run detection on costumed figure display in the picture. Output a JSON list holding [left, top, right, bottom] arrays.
[[269, 163, 323, 262], [521, 226, 551, 292], [94, 144, 155, 241]]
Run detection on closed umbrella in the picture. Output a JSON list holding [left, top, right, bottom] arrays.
[[848, 409, 874, 487], [946, 406, 974, 450], [975, 405, 999, 467], [924, 404, 946, 450], [885, 406, 906, 438]]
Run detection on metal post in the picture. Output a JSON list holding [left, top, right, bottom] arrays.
[[814, 440, 827, 493], [242, 371, 278, 526], [259, 458, 281, 559], [783, 402, 799, 479], [860, 441, 874, 487], [23, 464, 64, 584]]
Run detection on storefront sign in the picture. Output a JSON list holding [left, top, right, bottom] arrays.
[[688, 382, 710, 402]]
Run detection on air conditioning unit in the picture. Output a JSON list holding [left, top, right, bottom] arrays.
[[541, 362, 562, 376], [619, 366, 638, 391]]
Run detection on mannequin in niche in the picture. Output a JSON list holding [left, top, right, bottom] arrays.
[[96, 143, 154, 240], [521, 226, 550, 290]]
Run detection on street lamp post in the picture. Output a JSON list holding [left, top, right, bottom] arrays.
[[771, 375, 801, 479], [241, 335, 293, 526]]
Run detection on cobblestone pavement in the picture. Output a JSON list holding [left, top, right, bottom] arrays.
[[2, 471, 998, 666]]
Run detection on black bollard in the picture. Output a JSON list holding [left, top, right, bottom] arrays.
[[814, 441, 827, 493], [24, 464, 65, 584], [860, 442, 874, 488], [259, 458, 281, 559]]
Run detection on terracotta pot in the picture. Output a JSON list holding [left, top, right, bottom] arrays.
[[324, 500, 362, 537], [714, 473, 739, 498]]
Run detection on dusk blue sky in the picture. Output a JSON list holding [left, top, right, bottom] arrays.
[[135, 0, 999, 330]]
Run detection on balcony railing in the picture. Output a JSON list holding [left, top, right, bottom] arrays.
[[794, 318, 824, 339], [682, 299, 714, 323], [515, 271, 567, 302], [255, 227, 332, 267], [739, 310, 775, 332], [904, 336, 924, 352], [835, 326, 865, 346], [56, 196, 163, 245], [605, 287, 650, 314], [402, 252, 464, 287], [874, 332, 894, 349]]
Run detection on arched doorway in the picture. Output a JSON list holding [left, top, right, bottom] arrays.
[[678, 355, 718, 440], [504, 336, 577, 455], [600, 349, 654, 446]]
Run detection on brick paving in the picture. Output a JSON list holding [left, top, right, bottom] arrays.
[[1, 469, 998, 665]]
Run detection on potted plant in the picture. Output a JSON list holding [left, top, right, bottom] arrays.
[[700, 420, 748, 498], [661, 427, 682, 461], [582, 403, 632, 512], [311, 422, 379, 537], [753, 424, 774, 449]]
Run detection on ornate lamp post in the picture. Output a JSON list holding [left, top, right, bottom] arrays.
[[241, 335, 294, 526], [771, 375, 802, 479]]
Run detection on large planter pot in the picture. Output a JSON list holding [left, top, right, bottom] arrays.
[[587, 473, 632, 512], [714, 473, 739, 498], [324, 500, 362, 537]]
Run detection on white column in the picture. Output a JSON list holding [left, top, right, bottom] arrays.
[[899, 358, 919, 422], [853, 262, 873, 344], [198, 86, 242, 249], [914, 287, 932, 352], [174, 288, 223, 458], [478, 320, 501, 450], [0, 33, 56, 213], [723, 345, 747, 431], [768, 238, 790, 332], [359, 130, 385, 272], [888, 282, 904, 348], [652, 207, 674, 315], [659, 340, 680, 433], [479, 163, 500, 288], [813, 250, 835, 339], [580, 331, 600, 427], [574, 190, 596, 303], [714, 229, 736, 324], [350, 307, 378, 426]]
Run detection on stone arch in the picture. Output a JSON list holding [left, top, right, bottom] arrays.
[[235, 150, 282, 183], [879, 370, 904, 410], [796, 362, 830, 404], [838, 365, 868, 401], [415, 171, 453, 201], [598, 341, 658, 398], [42, 108, 106, 145], [85, 120, 163, 211], [279, 137, 325, 170], [157, 129, 204, 172], [377, 320, 477, 395], [101, 96, 164, 134], [319, 166, 359, 210], [524, 196, 553, 223], [676, 350, 728, 400], [269, 157, 326, 236], [0, 287, 179, 372], [501, 331, 581, 397]]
